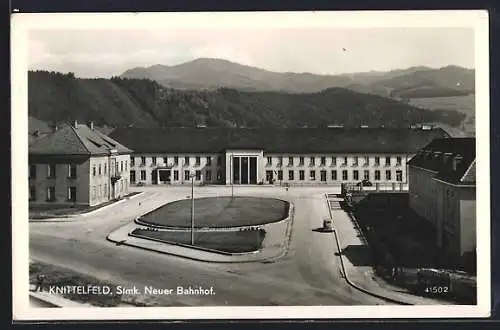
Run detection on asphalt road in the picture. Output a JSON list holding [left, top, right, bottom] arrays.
[[29, 186, 387, 306]]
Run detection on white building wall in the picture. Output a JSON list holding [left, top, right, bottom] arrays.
[[130, 153, 224, 185]]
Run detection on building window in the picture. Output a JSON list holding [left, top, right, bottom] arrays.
[[152, 157, 156, 165], [141, 156, 146, 165], [195, 170, 201, 180], [174, 170, 179, 181], [131, 157, 135, 167], [104, 184, 107, 197], [353, 170, 359, 181], [299, 170, 305, 181], [299, 157, 305, 166], [216, 170, 223, 181], [320, 170, 327, 182], [278, 156, 283, 166], [93, 166, 97, 177], [310, 157, 315, 166], [98, 164, 102, 175], [206, 170, 212, 181], [277, 170, 283, 180], [140, 170, 146, 181], [68, 164, 77, 179], [267, 156, 272, 165], [364, 156, 369, 166], [288, 170, 294, 180], [331, 170, 337, 181], [396, 156, 402, 166], [184, 170, 190, 180], [104, 164, 107, 175], [184, 156, 190, 166], [266, 170, 274, 182], [342, 170, 348, 181], [375, 156, 380, 166], [46, 186, 55, 202], [364, 170, 370, 181], [217, 156, 222, 166], [68, 186, 76, 202], [29, 186, 36, 201], [396, 170, 403, 181], [310, 170, 316, 180], [386, 170, 392, 181], [29, 164, 36, 179], [125, 160, 128, 171], [163, 156, 168, 164], [196, 156, 201, 166], [375, 170, 381, 181], [207, 157, 212, 166], [48, 164, 56, 178], [320, 157, 326, 166], [342, 156, 348, 166], [174, 156, 179, 165], [331, 156, 337, 166], [130, 170, 136, 183], [353, 156, 359, 166], [288, 157, 294, 166], [385, 156, 391, 166]]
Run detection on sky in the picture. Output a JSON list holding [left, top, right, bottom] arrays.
[[28, 27, 475, 78]]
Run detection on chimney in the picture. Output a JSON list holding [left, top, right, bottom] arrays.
[[89, 121, 94, 130], [73, 120, 78, 128]]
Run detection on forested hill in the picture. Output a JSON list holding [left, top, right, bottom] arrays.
[[28, 70, 466, 130]]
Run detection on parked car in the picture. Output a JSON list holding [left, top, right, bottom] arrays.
[[322, 218, 334, 232], [356, 179, 373, 187]]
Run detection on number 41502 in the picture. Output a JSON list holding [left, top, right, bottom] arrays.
[[425, 286, 449, 294]]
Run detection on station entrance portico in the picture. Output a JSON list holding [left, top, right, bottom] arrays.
[[231, 156, 258, 184]]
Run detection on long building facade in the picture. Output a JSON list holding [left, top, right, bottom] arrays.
[[109, 127, 450, 187], [408, 138, 476, 259], [29, 121, 132, 207]]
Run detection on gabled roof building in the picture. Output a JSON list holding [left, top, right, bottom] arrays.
[[29, 121, 132, 207]]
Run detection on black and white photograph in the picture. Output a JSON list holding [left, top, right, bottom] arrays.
[[11, 10, 490, 320]]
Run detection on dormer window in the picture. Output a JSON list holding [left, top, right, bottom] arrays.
[[453, 155, 464, 171]]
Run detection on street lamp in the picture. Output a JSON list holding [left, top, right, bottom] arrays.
[[190, 171, 195, 245]]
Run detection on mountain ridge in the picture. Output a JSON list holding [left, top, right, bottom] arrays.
[[120, 58, 474, 98]]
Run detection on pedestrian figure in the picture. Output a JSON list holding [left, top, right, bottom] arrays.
[[391, 267, 397, 280], [34, 274, 45, 292]]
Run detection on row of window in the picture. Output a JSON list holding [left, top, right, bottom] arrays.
[[29, 180, 129, 202], [266, 169, 404, 182], [131, 156, 222, 167], [29, 186, 77, 202], [92, 160, 128, 177], [265, 156, 403, 167], [29, 164, 78, 179], [130, 170, 224, 183]]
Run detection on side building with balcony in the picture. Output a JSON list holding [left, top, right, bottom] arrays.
[[109, 127, 449, 187], [408, 138, 476, 261], [29, 121, 132, 207]]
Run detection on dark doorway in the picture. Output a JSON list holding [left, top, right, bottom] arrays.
[[159, 170, 171, 183], [233, 157, 240, 184], [250, 157, 257, 184], [241, 157, 249, 184]]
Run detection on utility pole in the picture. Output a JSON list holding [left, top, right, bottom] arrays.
[[190, 172, 195, 245]]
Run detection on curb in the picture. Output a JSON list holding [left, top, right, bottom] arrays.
[[29, 293, 60, 307], [105, 234, 271, 264], [29, 192, 145, 222], [324, 194, 411, 305], [105, 202, 295, 264]]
